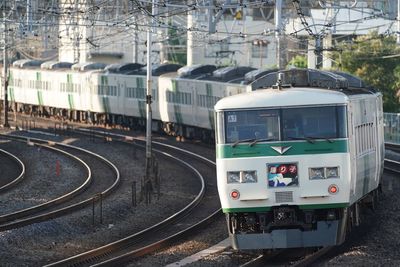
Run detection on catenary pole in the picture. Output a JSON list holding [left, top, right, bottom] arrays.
[[145, 0, 156, 175], [3, 1, 9, 127], [275, 0, 282, 69]]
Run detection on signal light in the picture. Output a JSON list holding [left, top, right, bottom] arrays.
[[328, 184, 339, 194], [230, 190, 240, 200]]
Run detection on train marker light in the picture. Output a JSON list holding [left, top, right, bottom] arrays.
[[328, 184, 339, 194], [230, 190, 240, 200]]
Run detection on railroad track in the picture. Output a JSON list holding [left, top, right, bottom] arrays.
[[0, 146, 25, 193], [40, 128, 220, 267], [0, 133, 120, 231]]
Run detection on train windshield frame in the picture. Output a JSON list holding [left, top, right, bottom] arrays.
[[220, 105, 347, 144]]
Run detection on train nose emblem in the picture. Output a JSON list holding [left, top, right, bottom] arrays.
[[271, 146, 292, 155]]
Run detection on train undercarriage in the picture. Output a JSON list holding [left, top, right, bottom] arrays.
[[227, 187, 381, 249], [7, 102, 215, 143]]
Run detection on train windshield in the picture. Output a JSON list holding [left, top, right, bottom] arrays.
[[223, 106, 346, 144]]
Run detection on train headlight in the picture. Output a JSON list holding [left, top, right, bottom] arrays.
[[241, 171, 257, 183], [326, 167, 339, 179], [309, 168, 325, 180], [227, 171, 240, 184]]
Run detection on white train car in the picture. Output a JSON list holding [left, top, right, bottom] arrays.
[[158, 65, 253, 139], [214, 69, 384, 249]]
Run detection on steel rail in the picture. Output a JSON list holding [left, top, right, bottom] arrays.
[[0, 142, 92, 224], [0, 133, 120, 231], [0, 147, 26, 193], [44, 140, 207, 267]]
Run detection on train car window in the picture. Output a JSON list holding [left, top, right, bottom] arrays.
[[282, 106, 347, 141], [224, 109, 280, 143]]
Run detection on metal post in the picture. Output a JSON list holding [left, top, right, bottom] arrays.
[[398, 0, 400, 44], [145, 0, 156, 180], [3, 1, 9, 128], [275, 0, 282, 69]]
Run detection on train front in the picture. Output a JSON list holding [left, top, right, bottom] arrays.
[[214, 88, 350, 249]]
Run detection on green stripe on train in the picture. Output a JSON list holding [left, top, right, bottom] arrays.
[[37, 91, 43, 106], [68, 94, 75, 110], [222, 202, 349, 213], [172, 80, 183, 124], [8, 71, 14, 101], [138, 101, 145, 118], [217, 140, 348, 159], [206, 83, 214, 130], [102, 97, 110, 113], [8, 87, 14, 102], [100, 76, 109, 113]]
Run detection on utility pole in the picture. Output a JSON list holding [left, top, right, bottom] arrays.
[[398, 0, 400, 44], [145, 0, 156, 181], [3, 1, 9, 128], [275, 0, 282, 69]]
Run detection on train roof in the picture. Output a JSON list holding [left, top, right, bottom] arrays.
[[250, 68, 376, 95], [71, 62, 108, 71], [12, 59, 44, 68], [40, 61, 73, 70], [215, 87, 351, 110], [130, 63, 182, 76], [104, 63, 144, 74], [177, 64, 217, 78], [192, 66, 256, 83]]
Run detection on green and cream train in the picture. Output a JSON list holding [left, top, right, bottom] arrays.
[[214, 69, 384, 249], [2, 60, 262, 141]]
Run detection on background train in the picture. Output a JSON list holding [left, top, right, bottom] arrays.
[[214, 69, 385, 249], [1, 59, 275, 141]]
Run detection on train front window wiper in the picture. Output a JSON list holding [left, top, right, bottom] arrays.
[[231, 138, 255, 148], [287, 136, 316, 144], [249, 138, 275, 147], [306, 136, 335, 143]]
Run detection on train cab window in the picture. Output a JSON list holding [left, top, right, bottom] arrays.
[[221, 106, 346, 145], [282, 106, 347, 141], [224, 109, 280, 143]]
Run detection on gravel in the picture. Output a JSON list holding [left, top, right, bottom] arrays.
[[0, 128, 203, 266]]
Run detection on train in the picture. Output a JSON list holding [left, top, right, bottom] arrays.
[[1, 61, 385, 250], [214, 68, 385, 249], [1, 59, 275, 141]]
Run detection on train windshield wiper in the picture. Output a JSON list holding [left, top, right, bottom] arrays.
[[231, 138, 255, 148], [287, 136, 316, 144], [306, 136, 335, 143], [249, 138, 275, 147]]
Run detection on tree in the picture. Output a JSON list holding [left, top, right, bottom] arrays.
[[333, 31, 400, 112], [287, 55, 307, 69]]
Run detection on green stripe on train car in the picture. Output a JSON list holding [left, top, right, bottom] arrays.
[[36, 72, 41, 81], [37, 91, 43, 106], [137, 77, 144, 89], [8, 71, 14, 101], [222, 203, 349, 213], [68, 94, 75, 110], [102, 97, 110, 113], [206, 83, 214, 129], [175, 104, 183, 124], [139, 101, 145, 118], [216, 140, 348, 159], [172, 80, 177, 92], [8, 87, 14, 102]]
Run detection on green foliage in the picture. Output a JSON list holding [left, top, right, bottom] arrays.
[[166, 20, 187, 66], [333, 31, 400, 112], [287, 55, 307, 69]]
